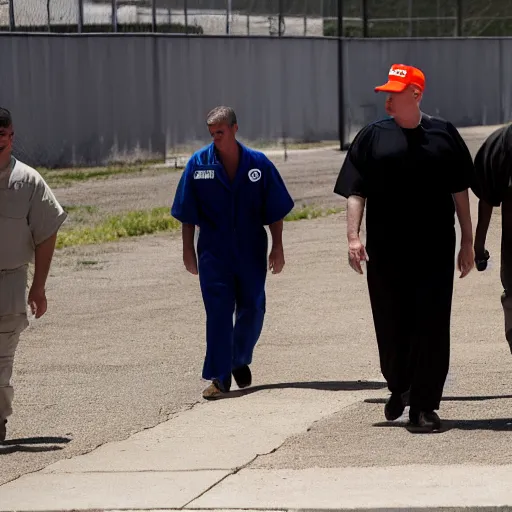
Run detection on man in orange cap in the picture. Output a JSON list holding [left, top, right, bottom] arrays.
[[334, 64, 475, 432]]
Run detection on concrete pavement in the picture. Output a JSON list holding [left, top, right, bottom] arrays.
[[1, 384, 512, 511]]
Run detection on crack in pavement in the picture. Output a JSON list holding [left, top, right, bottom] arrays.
[[0, 400, 203, 488], [179, 392, 377, 511], [180, 451, 273, 510]]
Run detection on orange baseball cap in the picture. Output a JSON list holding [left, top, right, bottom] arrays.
[[374, 64, 426, 93]]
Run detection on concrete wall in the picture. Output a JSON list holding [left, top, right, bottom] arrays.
[[2, 35, 337, 167], [1, 34, 511, 168]]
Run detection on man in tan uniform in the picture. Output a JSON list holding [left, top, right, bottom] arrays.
[[0, 108, 67, 442]]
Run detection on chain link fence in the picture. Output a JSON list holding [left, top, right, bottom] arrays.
[[1, 1, 512, 36]]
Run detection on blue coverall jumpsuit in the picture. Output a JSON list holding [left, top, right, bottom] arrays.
[[171, 142, 294, 384]]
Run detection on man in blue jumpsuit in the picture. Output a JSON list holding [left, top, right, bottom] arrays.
[[171, 106, 294, 400]]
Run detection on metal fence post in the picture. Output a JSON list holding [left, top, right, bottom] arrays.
[[112, 0, 118, 32], [408, 0, 413, 37], [456, 0, 463, 36], [78, 0, 84, 33], [184, 0, 188, 33], [226, 0, 231, 34], [338, 0, 345, 150], [303, 0, 307, 36], [278, 0, 283, 36], [8, 0, 15, 31], [152, 0, 157, 32], [362, 0, 368, 37]]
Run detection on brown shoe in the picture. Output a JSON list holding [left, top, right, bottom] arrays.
[[0, 420, 6, 443], [202, 379, 230, 400]]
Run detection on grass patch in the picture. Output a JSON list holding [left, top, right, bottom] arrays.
[[62, 205, 100, 225], [57, 207, 179, 249], [57, 205, 343, 249], [39, 164, 181, 187], [285, 206, 344, 221], [77, 260, 100, 266], [63, 205, 99, 214]]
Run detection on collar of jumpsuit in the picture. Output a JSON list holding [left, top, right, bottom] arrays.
[[208, 141, 251, 190]]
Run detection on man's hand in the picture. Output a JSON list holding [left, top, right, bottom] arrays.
[[269, 245, 285, 274], [183, 247, 198, 275], [28, 286, 47, 319], [458, 241, 475, 278], [453, 190, 474, 277], [348, 237, 368, 274], [474, 199, 493, 272]]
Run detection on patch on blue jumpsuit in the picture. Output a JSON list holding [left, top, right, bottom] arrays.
[[171, 142, 294, 381]]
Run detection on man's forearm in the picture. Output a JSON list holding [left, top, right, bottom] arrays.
[[182, 223, 195, 250], [32, 232, 57, 289], [269, 219, 283, 248], [347, 195, 366, 241], [475, 198, 493, 251], [453, 190, 473, 244]]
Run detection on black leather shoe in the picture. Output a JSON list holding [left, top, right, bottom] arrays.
[[0, 419, 6, 443], [384, 390, 410, 421], [408, 410, 441, 432], [475, 250, 490, 271], [232, 365, 252, 389], [505, 329, 512, 355]]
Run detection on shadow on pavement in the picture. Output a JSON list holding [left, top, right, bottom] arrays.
[[373, 418, 512, 434], [440, 418, 512, 432], [365, 394, 512, 405], [0, 436, 71, 455], [224, 380, 387, 398]]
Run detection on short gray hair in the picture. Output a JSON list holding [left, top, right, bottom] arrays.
[[206, 106, 237, 126]]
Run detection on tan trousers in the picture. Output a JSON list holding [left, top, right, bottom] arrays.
[[0, 314, 28, 420], [0, 265, 29, 420]]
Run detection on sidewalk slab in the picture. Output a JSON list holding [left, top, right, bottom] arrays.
[[0, 470, 227, 511], [111, 509, 512, 512], [188, 465, 512, 510], [40, 388, 379, 474]]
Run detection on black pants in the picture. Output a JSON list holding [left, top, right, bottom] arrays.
[[366, 233, 455, 412], [500, 188, 512, 353]]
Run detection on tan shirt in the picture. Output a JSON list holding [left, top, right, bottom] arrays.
[[0, 157, 67, 314]]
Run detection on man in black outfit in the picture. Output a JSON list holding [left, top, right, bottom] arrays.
[[334, 64, 475, 432], [471, 123, 512, 354]]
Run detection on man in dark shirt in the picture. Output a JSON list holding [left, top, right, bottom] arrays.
[[471, 123, 512, 354], [334, 64, 475, 432]]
